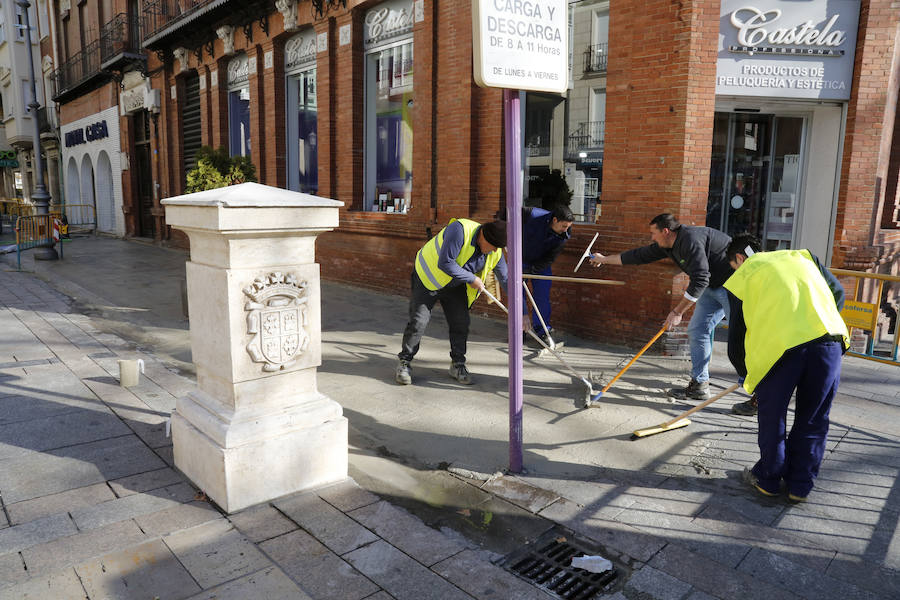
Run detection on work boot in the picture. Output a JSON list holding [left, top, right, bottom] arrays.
[[666, 378, 710, 400], [732, 394, 758, 416], [395, 360, 412, 385], [449, 362, 473, 385]]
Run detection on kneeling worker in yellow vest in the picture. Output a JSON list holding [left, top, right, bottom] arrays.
[[724, 233, 848, 503], [396, 219, 508, 385]]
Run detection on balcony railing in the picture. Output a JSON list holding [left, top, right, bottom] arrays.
[[99, 13, 144, 66], [142, 0, 220, 44], [583, 43, 608, 74], [567, 120, 605, 156], [51, 39, 101, 100]]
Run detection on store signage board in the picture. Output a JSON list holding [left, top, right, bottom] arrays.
[[717, 0, 860, 100], [472, 0, 568, 93]]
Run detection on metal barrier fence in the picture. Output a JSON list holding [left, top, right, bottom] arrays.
[[57, 203, 98, 234], [830, 268, 900, 366], [14, 214, 64, 271]]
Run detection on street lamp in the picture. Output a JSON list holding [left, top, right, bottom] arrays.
[[17, 0, 58, 260]]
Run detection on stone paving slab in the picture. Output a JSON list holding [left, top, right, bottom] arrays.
[[317, 478, 381, 512], [693, 503, 835, 573], [0, 566, 86, 600], [163, 518, 271, 588], [480, 476, 561, 513], [0, 392, 103, 427], [538, 497, 667, 564], [228, 502, 299, 543], [614, 504, 751, 568], [260, 529, 380, 600], [345, 539, 475, 600], [736, 546, 880, 600], [0, 434, 166, 503], [184, 566, 314, 600], [108, 466, 185, 497], [76, 538, 201, 600], [825, 553, 900, 599], [132, 500, 223, 537], [6, 482, 115, 526], [0, 405, 131, 461], [20, 519, 147, 575], [349, 500, 469, 567], [432, 549, 557, 600], [274, 491, 379, 556], [624, 565, 693, 600], [648, 542, 798, 600], [70, 482, 196, 531], [0, 512, 76, 555]]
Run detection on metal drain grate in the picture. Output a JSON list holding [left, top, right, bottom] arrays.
[[500, 527, 618, 600]]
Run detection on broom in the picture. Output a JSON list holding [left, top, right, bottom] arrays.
[[631, 382, 742, 439], [584, 326, 666, 407]]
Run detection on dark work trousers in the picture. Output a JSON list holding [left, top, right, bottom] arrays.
[[398, 271, 471, 365], [751, 340, 843, 497], [523, 264, 553, 332]]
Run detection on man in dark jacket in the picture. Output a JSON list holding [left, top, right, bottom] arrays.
[[590, 213, 732, 400], [522, 204, 573, 342]]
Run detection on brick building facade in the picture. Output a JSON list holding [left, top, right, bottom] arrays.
[[50, 0, 900, 350]]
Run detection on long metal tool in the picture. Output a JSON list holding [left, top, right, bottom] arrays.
[[523, 274, 625, 286], [574, 232, 599, 272], [586, 326, 667, 407], [481, 287, 598, 403], [631, 383, 742, 439], [522, 281, 563, 354]]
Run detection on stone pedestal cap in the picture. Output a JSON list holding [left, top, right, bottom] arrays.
[[162, 182, 344, 233]]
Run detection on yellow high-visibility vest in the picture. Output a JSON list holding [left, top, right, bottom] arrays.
[[724, 249, 849, 394], [415, 218, 502, 307]]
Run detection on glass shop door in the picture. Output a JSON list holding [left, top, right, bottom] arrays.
[[707, 112, 806, 250]]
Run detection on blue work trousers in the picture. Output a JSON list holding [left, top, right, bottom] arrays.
[[687, 286, 730, 383], [751, 340, 843, 497], [523, 265, 553, 332]]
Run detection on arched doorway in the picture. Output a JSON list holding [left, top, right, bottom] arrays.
[[65, 157, 80, 217], [95, 151, 115, 233], [80, 155, 95, 231]]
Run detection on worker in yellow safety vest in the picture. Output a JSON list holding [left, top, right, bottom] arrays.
[[724, 233, 848, 503], [396, 218, 508, 386]]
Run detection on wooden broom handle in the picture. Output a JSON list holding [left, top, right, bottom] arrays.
[[662, 383, 743, 427]]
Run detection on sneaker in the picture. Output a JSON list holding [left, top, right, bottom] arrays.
[[742, 467, 778, 497], [449, 363, 473, 385], [666, 378, 710, 400], [732, 394, 758, 416], [395, 360, 412, 385]]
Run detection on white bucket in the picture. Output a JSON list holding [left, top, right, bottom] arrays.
[[118, 359, 145, 387]]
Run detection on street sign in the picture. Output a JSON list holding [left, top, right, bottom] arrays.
[[0, 159, 19, 168], [472, 0, 568, 93]]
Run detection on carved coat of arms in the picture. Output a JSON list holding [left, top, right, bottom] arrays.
[[243, 272, 310, 372]]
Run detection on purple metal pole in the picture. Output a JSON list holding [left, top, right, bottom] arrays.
[[504, 89, 524, 473]]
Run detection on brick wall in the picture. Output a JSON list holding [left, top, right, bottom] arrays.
[[138, 0, 898, 352], [833, 0, 899, 272]]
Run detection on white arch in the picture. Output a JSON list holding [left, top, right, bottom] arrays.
[[95, 151, 115, 233], [80, 155, 95, 230], [65, 157, 80, 213]]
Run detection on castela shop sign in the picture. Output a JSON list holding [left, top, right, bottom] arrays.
[[716, 0, 860, 100], [65, 120, 109, 148]]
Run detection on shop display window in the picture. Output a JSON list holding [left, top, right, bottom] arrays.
[[365, 40, 413, 213], [228, 87, 251, 158], [287, 69, 318, 194]]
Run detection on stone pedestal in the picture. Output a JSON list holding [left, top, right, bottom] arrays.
[[162, 183, 346, 513]]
